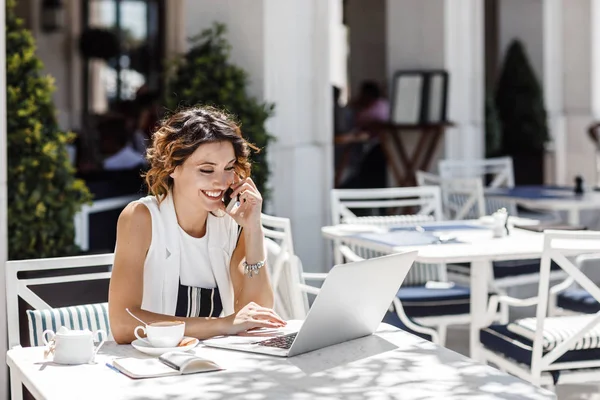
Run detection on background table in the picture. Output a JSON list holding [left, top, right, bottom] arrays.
[[7, 323, 555, 400], [485, 185, 600, 225]]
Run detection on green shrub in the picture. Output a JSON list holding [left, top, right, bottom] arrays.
[[6, 0, 91, 260], [165, 23, 275, 197], [495, 40, 549, 153]]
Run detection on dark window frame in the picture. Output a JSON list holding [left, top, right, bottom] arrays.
[[81, 0, 166, 116]]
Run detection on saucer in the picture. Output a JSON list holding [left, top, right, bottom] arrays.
[[131, 336, 199, 356]]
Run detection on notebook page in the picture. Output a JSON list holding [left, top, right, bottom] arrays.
[[112, 357, 179, 379]]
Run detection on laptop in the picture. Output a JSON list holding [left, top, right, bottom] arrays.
[[203, 251, 417, 357]]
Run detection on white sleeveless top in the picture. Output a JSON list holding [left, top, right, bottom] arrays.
[[134, 193, 239, 316], [178, 225, 215, 288]]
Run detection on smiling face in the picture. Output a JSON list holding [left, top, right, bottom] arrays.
[[170, 141, 236, 212]]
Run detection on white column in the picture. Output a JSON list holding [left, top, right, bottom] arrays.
[[443, 0, 485, 161], [183, 0, 334, 272], [544, 0, 566, 184], [264, 0, 333, 272], [1, 0, 10, 398], [591, 0, 600, 120]]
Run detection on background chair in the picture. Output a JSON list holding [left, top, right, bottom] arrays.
[[478, 230, 600, 390], [438, 157, 566, 298], [261, 213, 330, 320], [548, 253, 600, 316], [6, 254, 114, 400], [439, 156, 517, 216], [416, 170, 486, 220]]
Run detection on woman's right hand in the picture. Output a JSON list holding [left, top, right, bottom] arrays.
[[224, 302, 286, 335]]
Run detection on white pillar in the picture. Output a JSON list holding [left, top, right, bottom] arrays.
[[1, 0, 10, 398], [443, 0, 485, 161], [183, 0, 334, 272], [386, 0, 484, 163], [544, 0, 566, 184]]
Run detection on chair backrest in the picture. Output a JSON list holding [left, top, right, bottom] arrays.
[[261, 214, 309, 320], [416, 170, 485, 220], [530, 231, 600, 376], [439, 157, 516, 215], [74, 194, 141, 252], [6, 254, 114, 348], [330, 186, 445, 286], [330, 186, 443, 226]]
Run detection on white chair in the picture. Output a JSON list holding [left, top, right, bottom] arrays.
[[338, 244, 440, 344], [74, 194, 141, 251], [439, 156, 517, 215], [330, 186, 490, 345], [416, 170, 486, 220], [261, 214, 327, 320], [548, 253, 600, 316], [261, 212, 442, 344], [6, 253, 114, 400], [479, 231, 600, 390], [439, 156, 561, 222], [439, 158, 566, 293]]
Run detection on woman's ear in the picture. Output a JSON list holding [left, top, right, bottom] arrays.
[[170, 165, 180, 180]]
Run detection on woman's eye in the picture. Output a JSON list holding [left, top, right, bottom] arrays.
[[199, 170, 214, 174], [225, 166, 235, 171]]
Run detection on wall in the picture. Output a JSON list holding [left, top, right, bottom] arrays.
[[385, 0, 485, 167], [183, 0, 334, 272], [498, 0, 544, 80], [345, 0, 386, 97], [16, 0, 77, 130], [563, 0, 596, 184]]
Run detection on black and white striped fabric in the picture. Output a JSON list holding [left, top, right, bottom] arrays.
[[508, 315, 600, 351], [27, 303, 111, 347], [175, 283, 223, 318]]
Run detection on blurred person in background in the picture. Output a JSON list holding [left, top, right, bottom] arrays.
[[99, 115, 147, 171]]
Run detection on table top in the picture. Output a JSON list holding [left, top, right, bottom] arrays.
[[322, 220, 546, 263], [486, 185, 600, 210], [7, 323, 555, 400]]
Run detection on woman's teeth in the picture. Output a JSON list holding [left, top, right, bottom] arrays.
[[202, 190, 223, 200]]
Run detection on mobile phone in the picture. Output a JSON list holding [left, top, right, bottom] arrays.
[[224, 187, 238, 213]]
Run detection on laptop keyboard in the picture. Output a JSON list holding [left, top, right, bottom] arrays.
[[255, 333, 297, 349]]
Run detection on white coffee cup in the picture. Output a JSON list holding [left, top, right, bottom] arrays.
[[134, 321, 185, 348], [43, 326, 106, 365]]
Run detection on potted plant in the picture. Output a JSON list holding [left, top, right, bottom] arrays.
[[495, 39, 550, 184], [6, 0, 92, 259]]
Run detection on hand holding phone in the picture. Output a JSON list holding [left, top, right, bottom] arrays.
[[224, 187, 239, 213]]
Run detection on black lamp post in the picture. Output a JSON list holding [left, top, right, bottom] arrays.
[[41, 0, 64, 33]]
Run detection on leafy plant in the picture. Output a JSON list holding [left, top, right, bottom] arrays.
[[165, 23, 275, 197], [6, 0, 92, 259], [495, 40, 549, 153]]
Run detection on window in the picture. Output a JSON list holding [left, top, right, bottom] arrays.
[[82, 0, 165, 114]]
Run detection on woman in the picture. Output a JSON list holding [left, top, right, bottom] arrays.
[[109, 106, 285, 344]]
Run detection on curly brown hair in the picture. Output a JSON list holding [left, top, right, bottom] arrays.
[[144, 106, 257, 201]]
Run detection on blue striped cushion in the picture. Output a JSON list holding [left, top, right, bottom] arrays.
[[508, 315, 600, 351], [26, 303, 111, 347]]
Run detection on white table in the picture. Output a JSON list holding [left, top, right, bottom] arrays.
[[322, 222, 546, 361], [6, 323, 555, 400], [485, 186, 600, 225]]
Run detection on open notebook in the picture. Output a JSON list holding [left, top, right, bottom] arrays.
[[112, 351, 223, 379]]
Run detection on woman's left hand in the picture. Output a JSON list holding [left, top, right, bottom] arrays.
[[222, 176, 263, 228]]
